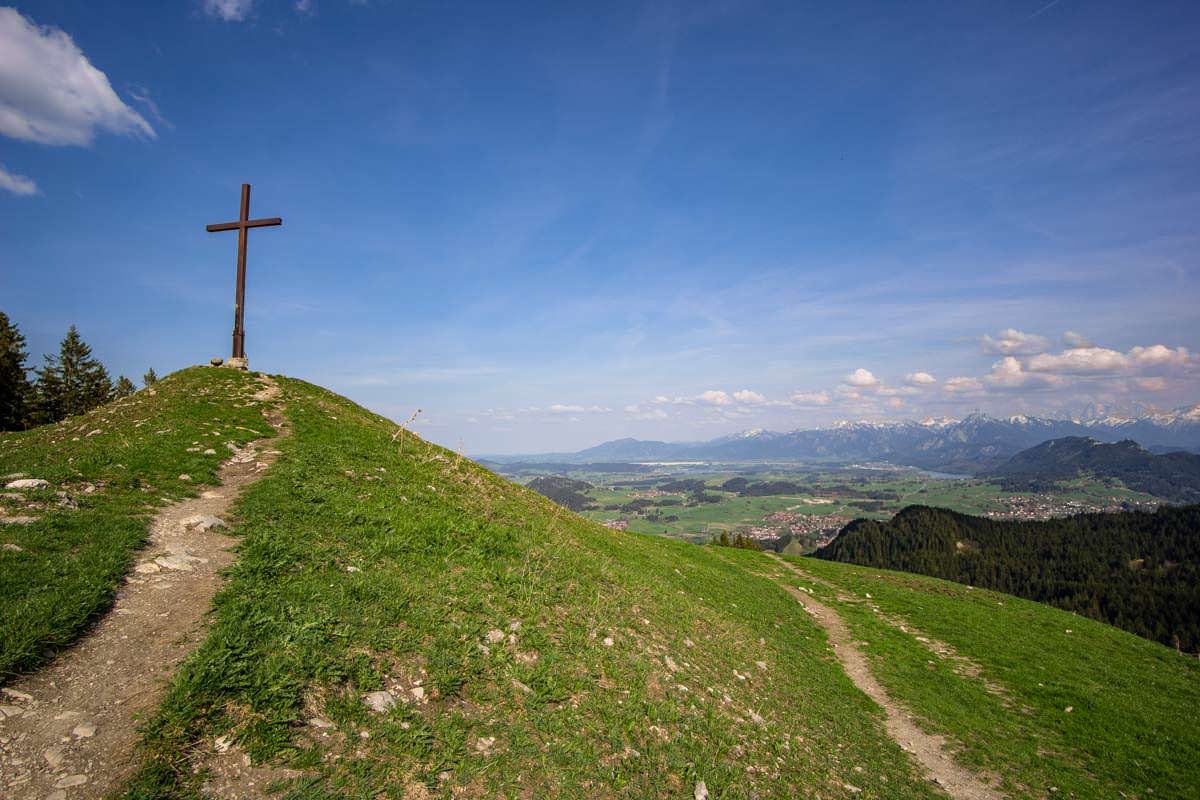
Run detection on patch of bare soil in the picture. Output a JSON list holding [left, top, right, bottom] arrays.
[[768, 554, 1006, 800], [0, 375, 288, 800]]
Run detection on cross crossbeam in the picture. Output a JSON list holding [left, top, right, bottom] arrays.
[[206, 183, 282, 361]]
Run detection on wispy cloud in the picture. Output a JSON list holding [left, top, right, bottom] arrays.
[[0, 7, 154, 145], [202, 0, 255, 22], [0, 163, 37, 196]]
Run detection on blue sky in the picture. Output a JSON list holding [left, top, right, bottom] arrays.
[[2, 0, 1199, 453]]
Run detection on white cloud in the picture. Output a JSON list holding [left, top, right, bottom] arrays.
[[904, 371, 936, 386], [625, 404, 669, 421], [1063, 331, 1092, 348], [546, 404, 609, 414], [203, 0, 255, 21], [981, 328, 1051, 356], [1135, 377, 1168, 392], [886, 397, 905, 408], [697, 389, 733, 406], [790, 391, 830, 406], [843, 368, 880, 388], [295, 0, 315, 14], [943, 376, 983, 393], [733, 389, 767, 405], [984, 356, 1063, 389], [1129, 344, 1192, 369], [0, 8, 154, 146], [1027, 346, 1129, 374], [0, 163, 36, 195]]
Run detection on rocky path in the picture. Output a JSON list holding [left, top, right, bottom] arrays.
[[767, 554, 1006, 800], [0, 376, 287, 800]]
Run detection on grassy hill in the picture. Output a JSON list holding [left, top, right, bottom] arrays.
[[3, 368, 1198, 798]]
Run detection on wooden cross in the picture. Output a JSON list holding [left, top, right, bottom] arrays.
[[206, 183, 282, 361]]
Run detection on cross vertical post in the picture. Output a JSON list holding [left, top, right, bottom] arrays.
[[206, 183, 282, 366]]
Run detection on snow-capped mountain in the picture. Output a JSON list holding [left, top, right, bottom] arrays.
[[537, 404, 1200, 472]]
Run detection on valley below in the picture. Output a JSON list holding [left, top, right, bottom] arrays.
[[492, 460, 1161, 551]]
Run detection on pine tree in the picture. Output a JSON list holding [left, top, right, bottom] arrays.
[[33, 326, 112, 422], [142, 367, 158, 387], [114, 376, 136, 399], [0, 311, 31, 431]]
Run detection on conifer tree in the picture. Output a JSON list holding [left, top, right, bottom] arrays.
[[142, 367, 158, 386], [33, 326, 112, 422], [0, 311, 31, 431], [114, 376, 136, 399]]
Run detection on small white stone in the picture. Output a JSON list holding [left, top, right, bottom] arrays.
[[755, 660, 768, 671], [694, 780, 709, 800], [134, 562, 161, 574], [178, 474, 192, 482], [72, 721, 97, 738], [484, 629, 505, 644], [6, 479, 49, 490], [53, 775, 88, 789], [362, 690, 396, 713], [2, 542, 23, 551], [182, 515, 225, 532], [602, 636, 614, 647], [214, 734, 232, 752], [411, 686, 425, 701], [346, 565, 361, 573], [2, 687, 32, 702], [203, 448, 217, 455]]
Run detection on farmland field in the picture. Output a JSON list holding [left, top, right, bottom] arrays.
[[485, 461, 1161, 550]]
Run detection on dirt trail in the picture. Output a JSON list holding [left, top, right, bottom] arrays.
[[0, 375, 287, 800], [768, 554, 1005, 800]]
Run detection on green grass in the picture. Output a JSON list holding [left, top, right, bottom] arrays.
[[9, 371, 1196, 797], [775, 556, 1200, 799], [123, 376, 942, 799], [0, 367, 268, 681]]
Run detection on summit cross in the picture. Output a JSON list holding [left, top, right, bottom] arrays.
[[206, 183, 282, 363]]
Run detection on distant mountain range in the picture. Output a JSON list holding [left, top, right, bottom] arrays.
[[494, 404, 1200, 472], [990, 436, 1200, 503]]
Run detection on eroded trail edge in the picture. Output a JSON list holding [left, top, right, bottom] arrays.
[[0, 375, 288, 800], [767, 554, 1006, 800]]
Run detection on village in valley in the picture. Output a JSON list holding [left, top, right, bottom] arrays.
[[489, 461, 1164, 551]]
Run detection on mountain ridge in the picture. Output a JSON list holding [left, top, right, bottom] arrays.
[[490, 405, 1200, 471]]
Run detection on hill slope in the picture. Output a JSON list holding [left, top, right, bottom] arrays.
[[814, 504, 1200, 651], [3, 368, 1198, 798], [990, 436, 1200, 502]]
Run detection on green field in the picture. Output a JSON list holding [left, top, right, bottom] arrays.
[[501, 464, 1161, 546]]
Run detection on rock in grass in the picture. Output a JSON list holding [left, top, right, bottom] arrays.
[[3, 542, 26, 550], [6, 478, 49, 490], [694, 780, 709, 800], [362, 690, 396, 713]]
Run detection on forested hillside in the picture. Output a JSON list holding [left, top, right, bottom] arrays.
[[814, 504, 1200, 652], [990, 436, 1200, 503]]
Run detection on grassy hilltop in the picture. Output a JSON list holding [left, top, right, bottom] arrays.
[[2, 367, 1198, 799]]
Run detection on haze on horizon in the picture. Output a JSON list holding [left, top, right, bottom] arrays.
[[1, 1, 1198, 454]]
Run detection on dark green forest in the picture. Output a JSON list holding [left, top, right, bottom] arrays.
[[815, 504, 1200, 653], [990, 436, 1200, 503]]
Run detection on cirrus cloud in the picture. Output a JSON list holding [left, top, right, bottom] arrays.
[[0, 162, 36, 195]]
